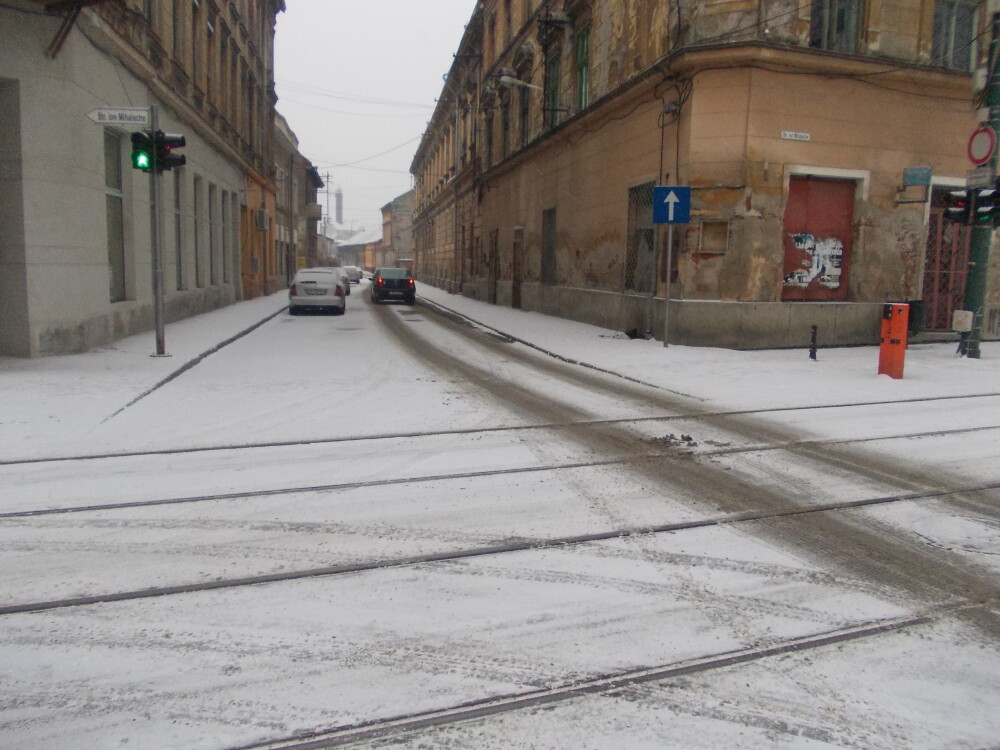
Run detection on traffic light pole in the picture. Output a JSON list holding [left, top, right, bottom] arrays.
[[148, 104, 168, 357], [965, 12, 1000, 359]]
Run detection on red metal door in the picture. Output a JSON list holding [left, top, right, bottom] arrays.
[[781, 176, 856, 301], [922, 211, 969, 330]]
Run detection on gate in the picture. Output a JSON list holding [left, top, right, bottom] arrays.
[[923, 210, 969, 330]]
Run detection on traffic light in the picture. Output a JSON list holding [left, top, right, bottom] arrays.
[[974, 184, 1000, 225], [154, 131, 186, 171], [944, 189, 973, 224], [130, 130, 154, 172]]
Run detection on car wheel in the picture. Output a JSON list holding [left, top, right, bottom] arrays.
[[405, 296, 415, 306]]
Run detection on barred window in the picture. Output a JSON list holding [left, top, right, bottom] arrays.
[[624, 183, 656, 294]]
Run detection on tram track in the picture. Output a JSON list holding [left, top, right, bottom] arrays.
[[0, 393, 997, 467], [373, 300, 1000, 630], [4, 298, 999, 748], [229, 600, 991, 750], [2, 479, 996, 616], [2, 422, 998, 520]]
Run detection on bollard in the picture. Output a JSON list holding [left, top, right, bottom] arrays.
[[809, 325, 818, 360]]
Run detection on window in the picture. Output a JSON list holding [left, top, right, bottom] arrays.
[[485, 108, 495, 167], [519, 84, 531, 147], [192, 0, 201, 85], [104, 131, 126, 302], [624, 183, 656, 294], [209, 183, 218, 285], [501, 96, 511, 158], [222, 189, 231, 283], [544, 48, 561, 129], [172, 2, 181, 57], [575, 26, 591, 112], [809, 0, 862, 53], [541, 207, 557, 285], [193, 175, 203, 287], [933, 0, 976, 71]]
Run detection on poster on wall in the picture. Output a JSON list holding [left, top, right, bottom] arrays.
[[783, 233, 844, 289]]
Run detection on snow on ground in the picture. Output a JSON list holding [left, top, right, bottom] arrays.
[[1, 285, 996, 459], [1, 285, 999, 750]]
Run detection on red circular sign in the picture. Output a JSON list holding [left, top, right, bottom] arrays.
[[968, 126, 996, 166]]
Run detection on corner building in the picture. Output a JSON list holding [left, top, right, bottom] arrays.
[[413, 0, 999, 348], [0, 0, 284, 356]]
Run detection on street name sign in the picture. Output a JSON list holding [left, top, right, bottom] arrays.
[[967, 164, 994, 189], [86, 107, 150, 126], [653, 186, 691, 224]]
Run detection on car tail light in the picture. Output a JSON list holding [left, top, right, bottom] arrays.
[[289, 284, 298, 296], [408, 278, 415, 288], [335, 284, 344, 297]]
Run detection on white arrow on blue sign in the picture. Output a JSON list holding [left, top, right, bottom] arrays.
[[652, 186, 691, 224]]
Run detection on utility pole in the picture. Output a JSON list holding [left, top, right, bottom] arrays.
[[149, 104, 167, 357], [965, 9, 1000, 358]]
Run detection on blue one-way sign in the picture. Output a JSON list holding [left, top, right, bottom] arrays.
[[652, 186, 691, 224]]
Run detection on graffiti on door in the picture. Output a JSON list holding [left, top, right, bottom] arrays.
[[783, 233, 844, 289]]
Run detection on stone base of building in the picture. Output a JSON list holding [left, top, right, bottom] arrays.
[[36, 286, 239, 356], [425, 277, 1000, 350]]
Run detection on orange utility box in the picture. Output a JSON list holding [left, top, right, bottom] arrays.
[[878, 303, 909, 379]]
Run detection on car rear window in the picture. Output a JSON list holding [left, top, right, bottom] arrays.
[[297, 270, 335, 282], [378, 268, 411, 279]]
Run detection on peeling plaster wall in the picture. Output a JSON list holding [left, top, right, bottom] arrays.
[[415, 0, 996, 347]]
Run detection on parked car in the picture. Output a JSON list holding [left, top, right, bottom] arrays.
[[343, 265, 362, 283], [340, 268, 351, 295], [371, 267, 416, 305], [288, 267, 346, 315]]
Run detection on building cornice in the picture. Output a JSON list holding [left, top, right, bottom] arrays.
[[78, 5, 277, 193]]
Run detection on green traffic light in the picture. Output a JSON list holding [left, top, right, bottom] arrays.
[[130, 131, 154, 172]]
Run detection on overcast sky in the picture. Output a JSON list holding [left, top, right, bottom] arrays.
[[273, 1, 476, 234]]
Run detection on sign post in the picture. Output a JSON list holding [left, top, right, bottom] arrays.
[[88, 104, 167, 356], [964, 16, 1000, 359], [652, 186, 691, 348]]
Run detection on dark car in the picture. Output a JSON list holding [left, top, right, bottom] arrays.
[[371, 267, 415, 305]]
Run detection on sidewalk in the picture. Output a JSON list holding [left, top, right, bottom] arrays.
[[417, 284, 999, 409], [1, 285, 996, 459]]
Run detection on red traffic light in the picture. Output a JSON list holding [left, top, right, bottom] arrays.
[[154, 131, 186, 172]]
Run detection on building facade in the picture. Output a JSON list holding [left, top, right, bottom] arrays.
[[378, 191, 415, 270], [1, 0, 284, 357], [273, 113, 322, 283], [412, 0, 999, 348]]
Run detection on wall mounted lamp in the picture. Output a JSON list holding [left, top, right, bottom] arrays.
[[498, 75, 543, 92]]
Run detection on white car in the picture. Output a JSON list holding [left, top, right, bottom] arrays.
[[288, 267, 346, 315], [343, 265, 362, 283]]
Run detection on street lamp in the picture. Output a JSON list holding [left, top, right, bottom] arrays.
[[498, 75, 543, 92]]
